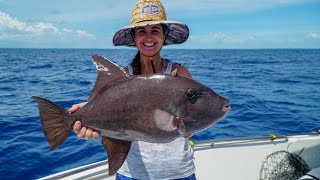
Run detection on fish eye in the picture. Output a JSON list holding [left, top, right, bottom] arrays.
[[185, 89, 197, 100]]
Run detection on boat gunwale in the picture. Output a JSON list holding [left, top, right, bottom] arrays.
[[37, 133, 320, 180]]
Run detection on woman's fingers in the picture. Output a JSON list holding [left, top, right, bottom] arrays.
[[92, 131, 100, 140], [74, 123, 99, 140], [78, 126, 87, 139], [69, 102, 100, 140], [85, 128, 93, 140], [69, 102, 87, 113], [73, 121, 82, 134], [69, 104, 80, 113]]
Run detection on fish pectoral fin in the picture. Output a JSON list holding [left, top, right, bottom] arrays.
[[101, 137, 132, 176], [154, 109, 178, 131]]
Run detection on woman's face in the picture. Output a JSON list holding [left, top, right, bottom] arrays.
[[134, 24, 165, 57]]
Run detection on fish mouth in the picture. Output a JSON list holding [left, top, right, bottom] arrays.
[[179, 107, 231, 136], [179, 102, 231, 136], [223, 104, 231, 112], [197, 105, 231, 133], [207, 109, 230, 129]]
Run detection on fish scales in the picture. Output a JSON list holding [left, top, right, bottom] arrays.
[[76, 75, 190, 143]]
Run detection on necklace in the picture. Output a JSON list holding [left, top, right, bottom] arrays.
[[150, 59, 164, 74]]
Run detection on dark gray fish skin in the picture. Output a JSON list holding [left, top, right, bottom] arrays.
[[75, 74, 229, 143], [32, 55, 231, 175]]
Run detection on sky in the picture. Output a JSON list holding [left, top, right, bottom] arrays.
[[0, 0, 319, 49]]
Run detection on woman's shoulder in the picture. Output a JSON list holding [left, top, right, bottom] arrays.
[[175, 64, 192, 79], [163, 58, 192, 79]]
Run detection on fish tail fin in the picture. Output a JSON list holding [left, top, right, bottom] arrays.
[[32, 96, 76, 151]]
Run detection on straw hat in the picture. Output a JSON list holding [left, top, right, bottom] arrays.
[[113, 0, 189, 47]]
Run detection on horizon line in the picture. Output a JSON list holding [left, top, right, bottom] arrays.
[[1, 47, 319, 50]]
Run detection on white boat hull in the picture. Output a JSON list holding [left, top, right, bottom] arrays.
[[39, 134, 320, 180]]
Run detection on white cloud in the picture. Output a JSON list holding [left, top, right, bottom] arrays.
[[76, 30, 96, 39], [210, 33, 226, 41], [306, 32, 319, 40], [0, 11, 25, 31], [0, 11, 95, 41], [63, 28, 72, 33]]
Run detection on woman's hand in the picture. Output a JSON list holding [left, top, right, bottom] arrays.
[[69, 102, 100, 140]]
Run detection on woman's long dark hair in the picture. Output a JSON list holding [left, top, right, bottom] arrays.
[[131, 51, 141, 75]]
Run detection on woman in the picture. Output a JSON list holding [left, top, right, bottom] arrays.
[[70, 0, 196, 179]]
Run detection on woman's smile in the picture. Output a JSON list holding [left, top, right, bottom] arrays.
[[143, 42, 156, 47]]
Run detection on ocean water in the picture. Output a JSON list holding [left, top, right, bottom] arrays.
[[0, 48, 319, 179]]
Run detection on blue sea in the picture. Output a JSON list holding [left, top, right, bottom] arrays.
[[0, 48, 319, 179]]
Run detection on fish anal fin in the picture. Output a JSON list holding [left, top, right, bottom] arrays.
[[88, 55, 130, 102], [101, 137, 132, 176]]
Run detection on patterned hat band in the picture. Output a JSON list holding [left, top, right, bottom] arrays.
[[113, 0, 189, 47]]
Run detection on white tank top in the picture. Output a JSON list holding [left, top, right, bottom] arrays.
[[118, 59, 195, 179], [127, 58, 174, 75]]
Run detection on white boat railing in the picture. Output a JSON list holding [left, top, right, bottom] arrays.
[[194, 135, 289, 150]]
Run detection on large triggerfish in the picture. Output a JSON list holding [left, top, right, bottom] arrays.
[[33, 55, 231, 175]]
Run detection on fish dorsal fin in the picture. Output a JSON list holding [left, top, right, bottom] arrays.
[[88, 55, 129, 102], [102, 137, 132, 176]]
